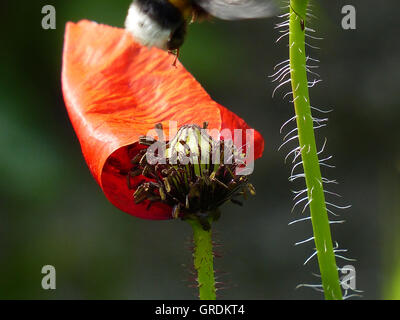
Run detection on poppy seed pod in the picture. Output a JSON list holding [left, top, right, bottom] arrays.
[[130, 123, 257, 229]]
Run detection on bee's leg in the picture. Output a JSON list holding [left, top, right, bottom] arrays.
[[167, 23, 186, 67], [190, 11, 197, 24], [191, 4, 210, 23], [172, 48, 180, 67], [168, 49, 179, 67]]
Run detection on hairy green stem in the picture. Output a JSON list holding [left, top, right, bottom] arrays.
[[289, 0, 342, 299], [188, 219, 216, 300]]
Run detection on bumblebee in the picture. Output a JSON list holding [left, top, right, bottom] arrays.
[[125, 0, 278, 52]]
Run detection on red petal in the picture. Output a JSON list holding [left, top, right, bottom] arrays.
[[218, 105, 264, 162], [62, 20, 264, 220]]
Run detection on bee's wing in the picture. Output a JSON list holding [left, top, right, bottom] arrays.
[[194, 0, 280, 20]]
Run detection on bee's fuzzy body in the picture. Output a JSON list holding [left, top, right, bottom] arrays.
[[125, 0, 276, 51], [125, 0, 193, 51]]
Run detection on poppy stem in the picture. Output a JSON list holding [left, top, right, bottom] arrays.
[[289, 0, 343, 299], [188, 219, 216, 300]]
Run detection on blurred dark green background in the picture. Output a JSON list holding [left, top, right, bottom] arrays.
[[1, 0, 399, 299]]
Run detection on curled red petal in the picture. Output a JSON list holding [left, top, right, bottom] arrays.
[[62, 20, 264, 220]]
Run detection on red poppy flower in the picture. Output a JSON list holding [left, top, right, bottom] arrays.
[[62, 20, 264, 220]]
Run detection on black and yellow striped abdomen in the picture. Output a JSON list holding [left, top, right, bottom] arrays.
[[168, 0, 193, 20]]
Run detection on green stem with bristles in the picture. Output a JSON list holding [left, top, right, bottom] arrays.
[[188, 219, 216, 300], [289, 0, 343, 300]]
